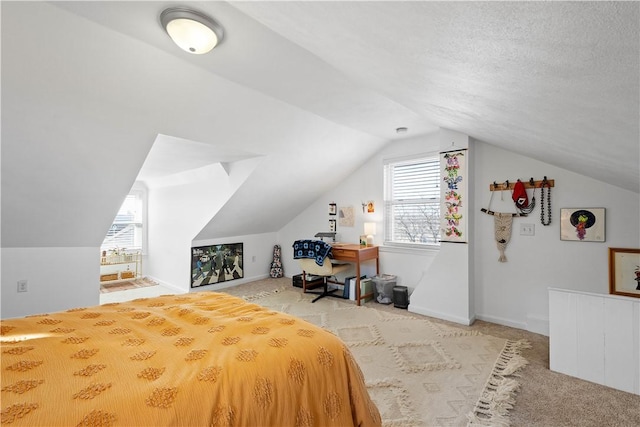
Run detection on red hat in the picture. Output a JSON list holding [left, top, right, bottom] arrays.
[[512, 180, 529, 209]]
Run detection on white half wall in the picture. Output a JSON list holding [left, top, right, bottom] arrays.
[[549, 288, 640, 395], [1, 247, 100, 319]]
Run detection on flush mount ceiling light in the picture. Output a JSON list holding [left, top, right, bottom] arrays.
[[160, 7, 224, 54]]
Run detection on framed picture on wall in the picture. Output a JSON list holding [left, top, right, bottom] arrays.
[[329, 202, 337, 215], [560, 208, 605, 242], [338, 206, 354, 227], [367, 201, 375, 213], [191, 243, 243, 288], [609, 247, 640, 298]]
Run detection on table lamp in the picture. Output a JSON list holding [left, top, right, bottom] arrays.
[[364, 222, 376, 246]]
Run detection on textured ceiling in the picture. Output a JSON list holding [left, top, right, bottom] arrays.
[[53, 1, 638, 193], [231, 1, 639, 193], [2, 1, 638, 248]]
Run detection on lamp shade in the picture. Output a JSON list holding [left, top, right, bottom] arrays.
[[364, 222, 376, 236], [160, 8, 224, 54], [364, 222, 376, 246]]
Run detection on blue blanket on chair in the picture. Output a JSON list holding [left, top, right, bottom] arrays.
[[293, 240, 332, 266]]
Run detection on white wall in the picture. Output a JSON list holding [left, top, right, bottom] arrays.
[[190, 232, 278, 291], [278, 131, 444, 287], [3, 131, 636, 332], [278, 132, 639, 335], [408, 129, 474, 325], [146, 159, 260, 292], [473, 142, 640, 334], [1, 247, 100, 319]]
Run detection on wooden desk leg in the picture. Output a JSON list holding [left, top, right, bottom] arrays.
[[355, 258, 361, 306]]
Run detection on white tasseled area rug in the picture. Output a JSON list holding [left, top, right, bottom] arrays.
[[243, 288, 529, 427]]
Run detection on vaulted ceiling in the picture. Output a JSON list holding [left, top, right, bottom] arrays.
[[2, 1, 638, 248]]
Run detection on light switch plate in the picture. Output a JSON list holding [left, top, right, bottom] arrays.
[[520, 223, 535, 236]]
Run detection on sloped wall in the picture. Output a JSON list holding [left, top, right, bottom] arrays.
[[1, 3, 158, 318], [1, 2, 385, 319], [146, 159, 260, 292], [278, 131, 444, 288]]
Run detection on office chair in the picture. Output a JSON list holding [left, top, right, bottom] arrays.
[[297, 257, 351, 303]]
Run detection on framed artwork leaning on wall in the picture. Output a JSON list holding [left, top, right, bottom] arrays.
[[609, 247, 640, 298], [191, 243, 243, 288]]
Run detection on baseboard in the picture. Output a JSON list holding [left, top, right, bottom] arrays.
[[408, 303, 476, 326], [147, 274, 270, 294], [191, 274, 271, 292], [145, 276, 185, 294], [475, 313, 527, 331], [525, 315, 550, 336], [474, 313, 549, 336], [204, 274, 270, 291]]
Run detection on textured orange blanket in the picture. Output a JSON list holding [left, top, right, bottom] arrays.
[[1, 292, 381, 426]]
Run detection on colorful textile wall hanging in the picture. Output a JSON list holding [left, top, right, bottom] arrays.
[[440, 149, 468, 243]]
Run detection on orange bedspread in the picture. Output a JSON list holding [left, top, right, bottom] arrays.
[[1, 292, 381, 426]]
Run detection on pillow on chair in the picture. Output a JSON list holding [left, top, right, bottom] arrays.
[[297, 258, 333, 276]]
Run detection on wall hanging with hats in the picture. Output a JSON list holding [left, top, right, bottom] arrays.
[[482, 177, 554, 220], [481, 176, 555, 262]]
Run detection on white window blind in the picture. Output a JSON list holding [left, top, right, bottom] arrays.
[[384, 154, 440, 247], [101, 192, 144, 253]]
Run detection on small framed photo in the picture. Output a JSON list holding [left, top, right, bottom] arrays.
[[367, 201, 375, 213], [560, 208, 605, 242], [609, 248, 640, 298], [329, 202, 337, 215]]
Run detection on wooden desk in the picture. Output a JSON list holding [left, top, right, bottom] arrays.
[[331, 244, 379, 306]]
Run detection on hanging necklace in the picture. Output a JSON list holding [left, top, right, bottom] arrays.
[[540, 179, 552, 226]]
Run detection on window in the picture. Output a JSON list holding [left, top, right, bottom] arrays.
[[384, 154, 440, 247], [101, 189, 146, 254]]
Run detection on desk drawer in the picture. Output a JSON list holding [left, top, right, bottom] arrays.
[[332, 249, 356, 260]]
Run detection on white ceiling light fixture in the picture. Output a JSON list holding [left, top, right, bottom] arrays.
[[160, 7, 224, 54]]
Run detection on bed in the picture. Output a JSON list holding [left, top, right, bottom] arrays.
[[1, 292, 381, 426]]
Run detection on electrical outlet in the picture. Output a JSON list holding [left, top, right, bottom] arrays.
[[520, 223, 535, 236], [17, 280, 28, 292]]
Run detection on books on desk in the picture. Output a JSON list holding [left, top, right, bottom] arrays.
[[343, 276, 373, 302]]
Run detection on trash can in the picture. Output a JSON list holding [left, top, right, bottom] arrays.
[[372, 274, 397, 304]]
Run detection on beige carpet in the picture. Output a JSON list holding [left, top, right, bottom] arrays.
[[99, 277, 158, 293], [243, 287, 529, 427]]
